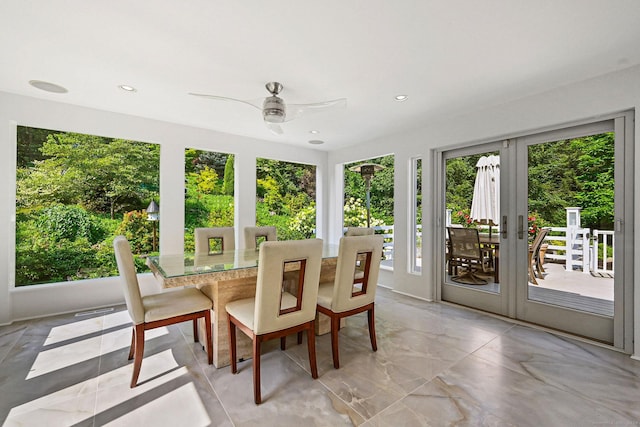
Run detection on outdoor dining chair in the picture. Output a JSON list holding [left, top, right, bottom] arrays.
[[316, 234, 384, 369], [113, 236, 213, 387], [447, 227, 492, 285], [225, 239, 323, 404], [528, 227, 551, 285]]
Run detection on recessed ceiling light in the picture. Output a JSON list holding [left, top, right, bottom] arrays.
[[308, 140, 324, 145], [118, 84, 137, 92], [28, 80, 68, 93], [394, 94, 408, 102], [309, 130, 320, 134]]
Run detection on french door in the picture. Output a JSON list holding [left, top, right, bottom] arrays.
[[438, 112, 633, 351]]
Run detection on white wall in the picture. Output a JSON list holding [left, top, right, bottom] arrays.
[[0, 92, 328, 323], [329, 64, 640, 358]]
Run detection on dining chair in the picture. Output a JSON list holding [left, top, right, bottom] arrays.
[[113, 235, 213, 387], [194, 226, 235, 255], [244, 226, 277, 250], [447, 227, 491, 285], [528, 227, 551, 285], [316, 234, 384, 369], [225, 238, 323, 404], [344, 227, 375, 236]]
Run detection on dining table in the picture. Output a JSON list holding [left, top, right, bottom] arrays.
[[147, 244, 340, 368]]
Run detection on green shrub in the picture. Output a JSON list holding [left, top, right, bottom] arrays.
[[38, 204, 105, 244], [115, 210, 156, 254]]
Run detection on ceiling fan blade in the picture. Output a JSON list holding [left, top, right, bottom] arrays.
[[265, 122, 284, 135], [188, 93, 262, 110], [284, 98, 347, 122]]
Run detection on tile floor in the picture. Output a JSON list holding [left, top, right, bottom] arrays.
[[1, 288, 639, 426]]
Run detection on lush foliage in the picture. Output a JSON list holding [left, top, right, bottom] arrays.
[[15, 127, 159, 286], [256, 158, 317, 240], [184, 150, 234, 251], [344, 155, 394, 225], [446, 133, 614, 231]]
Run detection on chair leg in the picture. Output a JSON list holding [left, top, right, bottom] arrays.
[[253, 337, 262, 404], [297, 331, 303, 345], [528, 252, 538, 285], [204, 311, 213, 365], [307, 321, 318, 379], [192, 319, 199, 342], [130, 324, 145, 388], [128, 327, 135, 360], [228, 317, 237, 374], [280, 336, 286, 350], [367, 305, 377, 352], [330, 315, 341, 369]]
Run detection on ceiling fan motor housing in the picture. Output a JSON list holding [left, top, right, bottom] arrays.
[[263, 96, 286, 123]]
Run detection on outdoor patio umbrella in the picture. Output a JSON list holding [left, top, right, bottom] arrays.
[[470, 155, 500, 237]]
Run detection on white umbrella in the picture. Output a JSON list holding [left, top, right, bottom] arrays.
[[470, 155, 500, 236]]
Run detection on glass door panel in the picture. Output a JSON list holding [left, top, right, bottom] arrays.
[[441, 143, 507, 316], [515, 120, 623, 345]]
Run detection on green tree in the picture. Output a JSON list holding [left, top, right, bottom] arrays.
[[223, 154, 235, 195], [17, 132, 160, 219], [573, 133, 615, 229], [196, 166, 218, 194]]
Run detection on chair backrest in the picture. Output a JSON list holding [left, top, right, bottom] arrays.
[[194, 227, 235, 255], [330, 235, 384, 313], [447, 227, 482, 261], [253, 239, 323, 335], [244, 226, 277, 250], [113, 235, 145, 325], [344, 227, 375, 236], [530, 227, 550, 255]]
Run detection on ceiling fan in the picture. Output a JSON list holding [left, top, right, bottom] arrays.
[[189, 82, 347, 134]]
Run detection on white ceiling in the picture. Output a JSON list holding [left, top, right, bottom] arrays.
[[2, 1, 640, 151]]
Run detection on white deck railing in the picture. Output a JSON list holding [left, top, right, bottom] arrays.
[[365, 223, 614, 276]]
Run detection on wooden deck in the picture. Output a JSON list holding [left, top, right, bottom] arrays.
[[444, 261, 614, 317]]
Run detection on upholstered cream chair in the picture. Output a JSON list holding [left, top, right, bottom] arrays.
[[194, 226, 235, 255], [344, 227, 375, 236], [226, 239, 323, 404], [113, 236, 213, 387], [316, 235, 383, 369], [243, 226, 277, 250]]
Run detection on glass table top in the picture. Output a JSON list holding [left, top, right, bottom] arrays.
[[148, 244, 340, 279]]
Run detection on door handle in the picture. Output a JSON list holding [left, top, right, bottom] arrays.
[[501, 215, 507, 238], [518, 215, 525, 240]]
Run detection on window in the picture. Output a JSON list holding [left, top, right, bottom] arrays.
[[410, 157, 422, 273], [184, 149, 234, 251], [15, 126, 159, 286], [344, 154, 394, 266], [256, 158, 316, 239]]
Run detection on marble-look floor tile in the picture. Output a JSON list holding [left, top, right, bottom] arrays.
[[1, 287, 639, 426], [472, 324, 640, 419], [206, 350, 362, 426], [367, 354, 638, 427]]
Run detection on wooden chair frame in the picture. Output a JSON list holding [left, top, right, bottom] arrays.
[[129, 311, 212, 388]]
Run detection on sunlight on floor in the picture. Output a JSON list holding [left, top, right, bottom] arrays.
[[104, 382, 211, 427], [11, 350, 204, 425], [28, 325, 169, 380]]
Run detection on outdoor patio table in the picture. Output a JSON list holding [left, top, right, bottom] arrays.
[[147, 244, 340, 368]]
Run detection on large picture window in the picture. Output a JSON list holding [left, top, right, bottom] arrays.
[[184, 149, 235, 251], [344, 154, 394, 266], [15, 126, 160, 286], [256, 158, 316, 239]]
